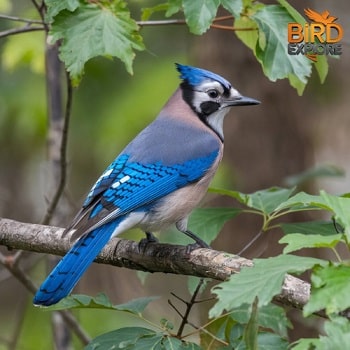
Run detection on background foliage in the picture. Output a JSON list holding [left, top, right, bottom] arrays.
[[0, 0, 349, 349]]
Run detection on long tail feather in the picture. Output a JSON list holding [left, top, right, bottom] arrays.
[[33, 221, 118, 306]]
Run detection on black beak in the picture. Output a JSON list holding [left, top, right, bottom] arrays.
[[224, 95, 260, 107]]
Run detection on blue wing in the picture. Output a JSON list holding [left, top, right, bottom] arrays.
[[33, 149, 219, 306], [68, 149, 219, 237]]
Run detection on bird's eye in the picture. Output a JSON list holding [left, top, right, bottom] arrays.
[[207, 89, 219, 98]]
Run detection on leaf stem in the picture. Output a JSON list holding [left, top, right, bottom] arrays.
[[271, 207, 324, 221], [264, 207, 325, 231], [331, 247, 342, 262], [242, 209, 265, 217]]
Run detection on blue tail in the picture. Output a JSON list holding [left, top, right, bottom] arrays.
[[33, 221, 118, 306]]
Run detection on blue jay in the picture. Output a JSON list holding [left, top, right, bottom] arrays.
[[33, 64, 259, 306]]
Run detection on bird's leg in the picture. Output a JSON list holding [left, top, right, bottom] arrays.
[[144, 231, 158, 243], [179, 229, 211, 250], [138, 231, 159, 253]]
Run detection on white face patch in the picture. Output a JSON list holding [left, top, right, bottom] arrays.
[[206, 108, 229, 140], [198, 81, 224, 94], [192, 81, 224, 114], [229, 86, 241, 100], [111, 175, 130, 189], [190, 82, 244, 140]]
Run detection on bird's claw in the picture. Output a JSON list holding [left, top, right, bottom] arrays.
[[138, 232, 158, 253], [185, 241, 211, 255]]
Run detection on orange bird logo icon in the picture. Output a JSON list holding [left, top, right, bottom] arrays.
[[304, 8, 338, 25]]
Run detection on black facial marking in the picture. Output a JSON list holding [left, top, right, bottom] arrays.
[[200, 101, 220, 116], [223, 88, 231, 98], [180, 82, 194, 110], [180, 82, 223, 140]]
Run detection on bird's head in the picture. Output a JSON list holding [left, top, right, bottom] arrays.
[[176, 63, 260, 140]]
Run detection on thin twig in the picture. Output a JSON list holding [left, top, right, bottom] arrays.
[[137, 19, 186, 26], [237, 230, 263, 256], [0, 252, 39, 293], [59, 310, 91, 345], [0, 14, 44, 24], [186, 321, 229, 346], [137, 15, 235, 27], [168, 299, 184, 319], [169, 286, 227, 344], [0, 25, 45, 39], [211, 24, 258, 31], [12, 250, 25, 264], [42, 73, 73, 225], [170, 292, 188, 304], [0, 12, 46, 39], [213, 15, 234, 22], [136, 17, 257, 32], [8, 295, 27, 350], [176, 278, 205, 337], [0, 16, 256, 40], [30, 0, 48, 31], [30, 0, 44, 16], [192, 296, 215, 304]]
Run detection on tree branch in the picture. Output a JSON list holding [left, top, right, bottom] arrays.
[[0, 15, 256, 40], [0, 217, 311, 312]]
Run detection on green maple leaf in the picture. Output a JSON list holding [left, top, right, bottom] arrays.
[[50, 2, 144, 85]]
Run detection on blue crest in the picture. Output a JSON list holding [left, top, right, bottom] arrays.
[[175, 63, 231, 90]]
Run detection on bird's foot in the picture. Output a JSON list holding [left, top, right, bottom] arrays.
[[138, 231, 158, 253], [179, 229, 211, 250], [184, 240, 211, 254], [184, 242, 202, 254]]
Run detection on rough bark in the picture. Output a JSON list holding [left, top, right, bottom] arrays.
[[0, 217, 310, 312]]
